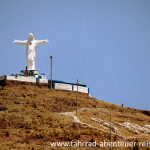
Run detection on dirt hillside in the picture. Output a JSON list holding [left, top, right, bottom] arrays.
[[0, 81, 149, 150]]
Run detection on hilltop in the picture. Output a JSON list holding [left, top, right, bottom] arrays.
[[0, 81, 149, 150]]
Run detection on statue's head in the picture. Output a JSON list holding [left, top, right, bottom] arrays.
[[28, 33, 34, 40]]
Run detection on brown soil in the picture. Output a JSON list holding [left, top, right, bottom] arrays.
[[0, 81, 149, 150]]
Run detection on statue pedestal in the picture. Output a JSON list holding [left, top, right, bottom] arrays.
[[23, 70, 39, 76], [0, 69, 48, 85]]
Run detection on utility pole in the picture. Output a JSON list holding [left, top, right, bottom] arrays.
[[50, 56, 53, 90], [109, 112, 112, 150], [76, 79, 79, 115]]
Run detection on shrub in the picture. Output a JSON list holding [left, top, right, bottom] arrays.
[[0, 105, 7, 111]]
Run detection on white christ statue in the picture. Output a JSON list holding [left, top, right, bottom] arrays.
[[13, 33, 49, 70]]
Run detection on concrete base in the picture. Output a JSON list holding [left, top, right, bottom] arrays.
[[0, 75, 48, 84], [0, 75, 36, 83]]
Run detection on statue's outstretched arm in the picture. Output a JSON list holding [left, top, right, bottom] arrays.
[[36, 39, 49, 45], [13, 40, 27, 46]]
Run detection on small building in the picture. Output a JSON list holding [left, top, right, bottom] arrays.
[[49, 80, 89, 94]]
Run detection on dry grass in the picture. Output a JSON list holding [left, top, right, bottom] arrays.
[[0, 81, 149, 150]]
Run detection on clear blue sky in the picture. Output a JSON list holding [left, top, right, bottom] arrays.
[[0, 0, 150, 110]]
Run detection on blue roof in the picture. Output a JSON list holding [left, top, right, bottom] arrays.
[[50, 80, 87, 87]]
